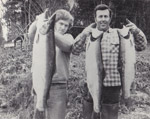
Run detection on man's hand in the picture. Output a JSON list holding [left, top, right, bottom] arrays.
[[82, 23, 103, 39], [125, 19, 140, 34], [71, 23, 96, 55], [82, 23, 96, 37]]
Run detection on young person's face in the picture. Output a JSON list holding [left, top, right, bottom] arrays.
[[54, 19, 70, 34], [95, 9, 111, 31]]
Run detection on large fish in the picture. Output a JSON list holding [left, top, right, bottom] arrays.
[[85, 35, 104, 113], [118, 26, 136, 99], [32, 9, 56, 111]]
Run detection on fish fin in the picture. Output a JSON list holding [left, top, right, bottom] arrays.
[[31, 87, 36, 96]]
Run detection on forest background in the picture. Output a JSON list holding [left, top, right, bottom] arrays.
[[0, 0, 150, 42]]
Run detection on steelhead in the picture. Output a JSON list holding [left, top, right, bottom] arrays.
[[32, 9, 56, 110], [118, 27, 136, 99], [85, 35, 104, 113]]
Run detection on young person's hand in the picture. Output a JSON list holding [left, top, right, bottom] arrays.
[[39, 9, 56, 35]]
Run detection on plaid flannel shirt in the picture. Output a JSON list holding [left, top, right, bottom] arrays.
[[101, 29, 121, 86], [72, 28, 147, 87]]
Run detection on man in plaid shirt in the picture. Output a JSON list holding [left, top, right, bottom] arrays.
[[72, 4, 147, 119]]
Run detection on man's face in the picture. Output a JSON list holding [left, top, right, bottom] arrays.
[[95, 9, 111, 31], [54, 19, 70, 35]]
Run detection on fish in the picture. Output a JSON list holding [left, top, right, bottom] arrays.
[[85, 35, 104, 113], [32, 9, 56, 112], [118, 26, 136, 99]]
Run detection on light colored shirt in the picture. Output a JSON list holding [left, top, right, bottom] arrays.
[[52, 33, 74, 83], [31, 33, 74, 83]]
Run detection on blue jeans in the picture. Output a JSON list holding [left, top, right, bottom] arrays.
[[46, 83, 67, 119]]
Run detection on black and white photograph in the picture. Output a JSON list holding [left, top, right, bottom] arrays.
[[0, 0, 150, 119]]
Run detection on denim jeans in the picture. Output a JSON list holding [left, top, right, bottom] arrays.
[[46, 83, 67, 119], [101, 86, 121, 119], [83, 85, 121, 104], [101, 86, 121, 104]]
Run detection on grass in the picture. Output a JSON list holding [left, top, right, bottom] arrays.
[[0, 43, 150, 119]]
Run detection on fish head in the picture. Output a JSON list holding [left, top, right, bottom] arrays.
[[119, 25, 130, 37]]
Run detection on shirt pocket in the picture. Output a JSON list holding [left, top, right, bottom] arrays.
[[110, 40, 119, 53]]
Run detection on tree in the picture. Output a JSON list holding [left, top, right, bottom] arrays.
[[1, 0, 70, 41], [1, 0, 150, 41]]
